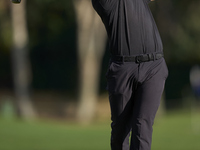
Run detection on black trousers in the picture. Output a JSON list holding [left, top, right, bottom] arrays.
[[106, 57, 168, 150]]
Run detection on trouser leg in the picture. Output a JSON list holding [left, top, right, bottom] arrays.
[[109, 78, 165, 150], [107, 61, 137, 150], [109, 93, 133, 150], [130, 71, 166, 150]]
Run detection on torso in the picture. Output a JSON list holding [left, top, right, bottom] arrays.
[[92, 0, 163, 56]]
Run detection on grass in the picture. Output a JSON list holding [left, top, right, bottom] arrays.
[[152, 110, 200, 150], [0, 110, 200, 150]]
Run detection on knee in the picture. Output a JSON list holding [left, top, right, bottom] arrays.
[[133, 118, 154, 137]]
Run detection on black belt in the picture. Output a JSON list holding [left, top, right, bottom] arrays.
[[111, 53, 164, 63]]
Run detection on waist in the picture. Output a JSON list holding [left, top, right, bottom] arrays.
[[111, 52, 164, 63]]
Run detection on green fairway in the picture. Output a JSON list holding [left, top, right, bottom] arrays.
[[0, 111, 200, 150], [152, 111, 200, 150]]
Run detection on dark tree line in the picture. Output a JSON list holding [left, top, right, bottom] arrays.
[[0, 0, 200, 120]]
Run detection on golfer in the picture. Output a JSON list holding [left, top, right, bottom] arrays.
[[92, 0, 168, 150]]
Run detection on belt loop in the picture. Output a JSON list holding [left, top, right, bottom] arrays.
[[147, 53, 150, 61], [153, 53, 155, 61], [122, 56, 124, 63], [155, 52, 158, 60]]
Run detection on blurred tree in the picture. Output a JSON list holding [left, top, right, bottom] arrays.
[[26, 0, 77, 91], [11, 0, 36, 119], [73, 0, 107, 123], [0, 0, 13, 89], [152, 0, 200, 65]]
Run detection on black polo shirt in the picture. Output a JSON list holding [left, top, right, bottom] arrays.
[[92, 0, 163, 56]]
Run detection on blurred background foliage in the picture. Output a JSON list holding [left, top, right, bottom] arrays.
[[0, 0, 78, 91], [0, 0, 200, 120], [27, 0, 78, 91]]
